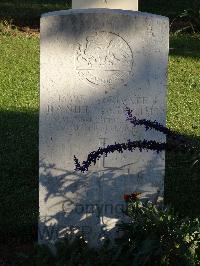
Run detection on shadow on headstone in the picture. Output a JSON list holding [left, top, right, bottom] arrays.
[[39, 9, 169, 246]]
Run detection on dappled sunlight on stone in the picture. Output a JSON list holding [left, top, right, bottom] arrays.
[[39, 8, 169, 246]]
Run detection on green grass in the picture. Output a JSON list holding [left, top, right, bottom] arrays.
[[0, 31, 199, 242], [168, 35, 200, 135], [0, 33, 39, 241], [0, 0, 199, 263], [0, 29, 200, 264], [165, 34, 200, 216]]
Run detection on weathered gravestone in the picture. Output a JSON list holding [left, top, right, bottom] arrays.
[[39, 7, 169, 246], [73, 0, 138, 10]]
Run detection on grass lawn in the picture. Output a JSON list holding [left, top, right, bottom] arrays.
[[165, 35, 200, 215], [0, 1, 200, 261], [0, 31, 199, 249], [0, 32, 39, 250]]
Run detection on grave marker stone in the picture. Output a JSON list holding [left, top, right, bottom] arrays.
[[39, 8, 169, 246], [72, 0, 138, 10]]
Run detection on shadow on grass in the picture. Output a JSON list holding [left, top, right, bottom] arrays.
[[169, 34, 200, 59], [0, 0, 70, 29], [0, 109, 199, 263], [0, 110, 38, 243], [165, 135, 200, 217], [0, 110, 199, 243], [140, 0, 198, 18]]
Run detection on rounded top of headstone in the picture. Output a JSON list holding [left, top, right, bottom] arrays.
[[41, 9, 169, 22]]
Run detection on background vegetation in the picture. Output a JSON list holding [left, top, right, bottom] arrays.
[[0, 0, 199, 264], [0, 0, 198, 29]]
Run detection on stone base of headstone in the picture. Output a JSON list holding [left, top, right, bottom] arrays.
[[39, 9, 169, 247]]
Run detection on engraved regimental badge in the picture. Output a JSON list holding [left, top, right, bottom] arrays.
[[75, 31, 133, 88]]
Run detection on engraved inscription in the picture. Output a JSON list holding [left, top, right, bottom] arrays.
[[75, 31, 133, 87]]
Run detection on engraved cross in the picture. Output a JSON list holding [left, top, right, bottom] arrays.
[[98, 137, 107, 169]]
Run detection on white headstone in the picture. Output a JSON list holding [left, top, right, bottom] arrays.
[[39, 9, 169, 246], [72, 0, 138, 11]]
